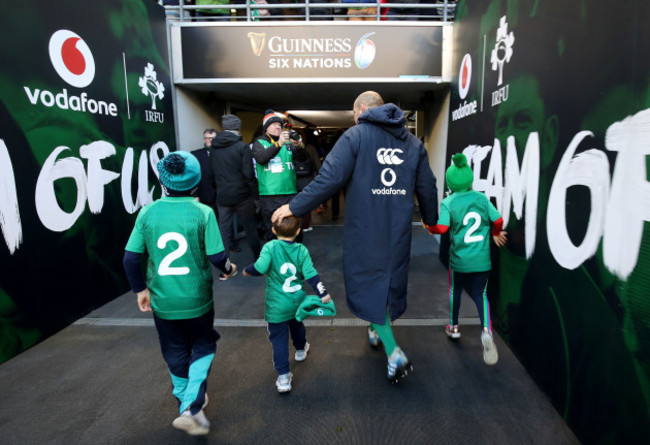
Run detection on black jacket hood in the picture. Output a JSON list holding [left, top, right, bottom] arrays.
[[212, 130, 241, 149]]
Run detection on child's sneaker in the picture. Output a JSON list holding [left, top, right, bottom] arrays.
[[445, 324, 461, 339], [295, 342, 310, 362], [276, 372, 293, 393], [481, 330, 499, 365], [387, 347, 413, 384], [219, 268, 238, 281], [368, 327, 382, 349], [172, 409, 210, 436]]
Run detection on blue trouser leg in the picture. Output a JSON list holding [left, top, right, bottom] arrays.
[[449, 269, 464, 326], [287, 318, 307, 351], [467, 271, 491, 332], [154, 310, 219, 414], [267, 319, 306, 375], [450, 270, 491, 332]]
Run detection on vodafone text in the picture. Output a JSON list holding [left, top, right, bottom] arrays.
[[24, 87, 118, 117]]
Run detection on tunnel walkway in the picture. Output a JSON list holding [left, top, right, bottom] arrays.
[[0, 223, 578, 444]]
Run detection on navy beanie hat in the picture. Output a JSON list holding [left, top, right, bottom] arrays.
[[157, 151, 201, 192]]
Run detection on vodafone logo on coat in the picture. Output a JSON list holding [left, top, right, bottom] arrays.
[[458, 54, 472, 99], [49, 30, 95, 88], [371, 148, 407, 195]]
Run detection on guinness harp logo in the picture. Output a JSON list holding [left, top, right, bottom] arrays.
[[247, 32, 267, 57]]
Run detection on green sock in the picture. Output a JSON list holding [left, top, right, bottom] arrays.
[[370, 310, 398, 357]]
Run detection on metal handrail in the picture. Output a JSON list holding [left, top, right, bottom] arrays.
[[162, 1, 456, 22]]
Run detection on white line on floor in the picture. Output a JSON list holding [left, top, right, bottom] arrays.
[[74, 317, 481, 328]]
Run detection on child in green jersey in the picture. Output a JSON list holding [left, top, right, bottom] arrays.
[[243, 215, 332, 393], [425, 153, 507, 365], [123, 151, 237, 436]]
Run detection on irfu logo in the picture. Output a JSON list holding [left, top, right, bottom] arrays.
[[490, 16, 515, 86], [138, 63, 165, 110]]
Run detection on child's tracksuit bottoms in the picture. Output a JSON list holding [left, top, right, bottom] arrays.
[[448, 270, 493, 332], [267, 318, 307, 375], [153, 309, 219, 415]]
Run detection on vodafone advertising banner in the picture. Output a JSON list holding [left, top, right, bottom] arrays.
[[0, 1, 174, 363], [449, 1, 650, 443]]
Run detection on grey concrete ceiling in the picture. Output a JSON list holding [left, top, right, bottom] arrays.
[[182, 80, 449, 128]]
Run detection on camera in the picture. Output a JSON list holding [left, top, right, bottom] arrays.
[[288, 129, 301, 141]]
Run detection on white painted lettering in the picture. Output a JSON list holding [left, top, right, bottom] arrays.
[[79, 141, 121, 214], [603, 108, 650, 279], [503, 133, 539, 258], [35, 146, 88, 232], [121, 148, 156, 214], [0, 140, 22, 254], [547, 131, 610, 269]]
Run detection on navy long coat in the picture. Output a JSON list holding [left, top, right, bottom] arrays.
[[289, 104, 438, 323]]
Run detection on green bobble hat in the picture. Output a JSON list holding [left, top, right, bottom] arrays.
[[157, 151, 201, 192], [295, 295, 337, 322], [445, 152, 474, 192]]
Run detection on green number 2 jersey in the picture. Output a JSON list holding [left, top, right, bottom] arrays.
[[254, 240, 319, 323], [438, 190, 501, 273], [125, 196, 225, 320]]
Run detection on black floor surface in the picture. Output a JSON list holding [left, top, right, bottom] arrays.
[[0, 219, 579, 444]]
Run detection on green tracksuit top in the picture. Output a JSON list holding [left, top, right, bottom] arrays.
[[438, 190, 501, 273], [125, 196, 225, 320], [254, 240, 319, 323], [255, 138, 297, 196]]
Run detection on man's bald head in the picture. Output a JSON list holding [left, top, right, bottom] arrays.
[[353, 91, 384, 123]]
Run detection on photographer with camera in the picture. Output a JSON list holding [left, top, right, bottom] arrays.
[[251, 109, 299, 241]]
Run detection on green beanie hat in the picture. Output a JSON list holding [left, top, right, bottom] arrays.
[[445, 152, 473, 192], [295, 295, 337, 322], [157, 151, 201, 192]]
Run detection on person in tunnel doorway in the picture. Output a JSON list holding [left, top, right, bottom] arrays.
[[122, 151, 237, 436], [424, 153, 507, 365], [191, 128, 218, 211], [211, 114, 262, 270], [291, 128, 321, 232], [273, 91, 439, 383], [252, 109, 299, 241]]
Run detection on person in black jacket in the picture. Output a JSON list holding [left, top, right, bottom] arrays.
[[191, 129, 217, 212], [211, 115, 261, 276], [292, 129, 321, 231]]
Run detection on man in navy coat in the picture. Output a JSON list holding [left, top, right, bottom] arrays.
[[273, 91, 438, 383]]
